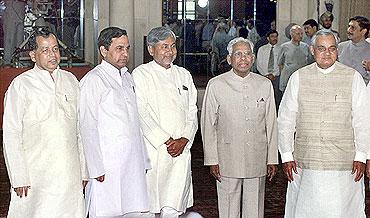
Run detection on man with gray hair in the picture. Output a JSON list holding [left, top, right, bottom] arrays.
[[132, 27, 198, 218], [278, 29, 370, 217], [277, 25, 311, 92], [201, 37, 278, 218]]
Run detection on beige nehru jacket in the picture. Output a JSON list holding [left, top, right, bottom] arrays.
[[201, 70, 278, 178], [294, 63, 355, 171]]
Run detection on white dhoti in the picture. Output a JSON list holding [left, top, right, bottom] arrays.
[[284, 168, 365, 218]]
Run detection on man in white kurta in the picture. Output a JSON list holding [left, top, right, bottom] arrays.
[[202, 37, 278, 218], [3, 29, 86, 218], [79, 27, 151, 218], [132, 27, 198, 218], [278, 30, 370, 218]]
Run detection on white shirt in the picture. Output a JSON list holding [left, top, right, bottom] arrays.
[[278, 63, 370, 163], [79, 60, 150, 216], [3, 64, 86, 217], [132, 60, 198, 213], [256, 43, 281, 76]]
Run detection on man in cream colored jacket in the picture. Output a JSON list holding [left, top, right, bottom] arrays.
[[201, 37, 278, 218]]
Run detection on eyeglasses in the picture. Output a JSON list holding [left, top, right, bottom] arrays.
[[232, 51, 253, 58], [315, 46, 337, 53]]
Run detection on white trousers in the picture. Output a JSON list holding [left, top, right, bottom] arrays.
[[216, 176, 265, 218]]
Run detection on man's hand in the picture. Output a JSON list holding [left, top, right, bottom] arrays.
[[266, 74, 276, 81], [352, 161, 366, 182], [282, 161, 297, 182], [267, 164, 277, 181], [14, 186, 31, 198], [166, 137, 188, 157], [210, 165, 221, 182], [362, 60, 370, 71], [95, 175, 105, 182]]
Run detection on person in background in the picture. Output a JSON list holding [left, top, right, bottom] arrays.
[[338, 16, 370, 84], [257, 30, 282, 108], [303, 19, 318, 46], [278, 25, 310, 92], [2, 0, 26, 66], [319, 11, 340, 40], [246, 19, 261, 45]]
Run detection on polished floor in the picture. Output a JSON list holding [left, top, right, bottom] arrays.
[[1, 132, 370, 217]]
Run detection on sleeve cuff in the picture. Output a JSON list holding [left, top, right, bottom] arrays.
[[146, 129, 170, 149], [280, 152, 294, 163], [355, 151, 367, 163]]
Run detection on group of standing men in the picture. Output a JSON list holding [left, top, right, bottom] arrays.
[[3, 14, 370, 218], [3, 26, 200, 218], [201, 15, 370, 218]]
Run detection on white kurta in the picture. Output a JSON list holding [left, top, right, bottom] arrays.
[[278, 63, 370, 218], [3, 65, 86, 218], [132, 61, 198, 213], [79, 60, 150, 217]]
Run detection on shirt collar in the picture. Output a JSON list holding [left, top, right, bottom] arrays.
[[230, 69, 252, 81], [101, 60, 128, 76], [151, 60, 173, 73], [351, 39, 367, 47], [315, 62, 335, 74], [33, 64, 59, 79]]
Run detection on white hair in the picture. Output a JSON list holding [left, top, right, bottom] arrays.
[[227, 37, 254, 55], [311, 29, 339, 46]]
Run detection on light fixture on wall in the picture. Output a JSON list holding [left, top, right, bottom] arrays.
[[198, 0, 208, 8]]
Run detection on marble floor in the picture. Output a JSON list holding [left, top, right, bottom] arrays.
[[1, 132, 370, 217]]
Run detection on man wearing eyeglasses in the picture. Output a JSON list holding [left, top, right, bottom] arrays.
[[201, 37, 278, 218], [278, 29, 370, 218]]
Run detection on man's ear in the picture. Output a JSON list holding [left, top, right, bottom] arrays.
[[227, 55, 231, 65], [361, 28, 367, 38], [29, 50, 36, 63], [99, 46, 108, 59], [147, 45, 154, 56]]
